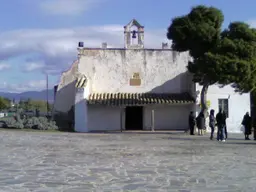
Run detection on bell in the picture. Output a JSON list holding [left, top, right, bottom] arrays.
[[132, 30, 137, 38]]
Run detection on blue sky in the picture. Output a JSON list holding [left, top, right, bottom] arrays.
[[0, 0, 255, 93]]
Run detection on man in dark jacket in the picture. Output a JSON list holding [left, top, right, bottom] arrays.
[[216, 108, 225, 142], [242, 112, 252, 140], [188, 111, 196, 135], [223, 112, 228, 140], [196, 112, 205, 135]]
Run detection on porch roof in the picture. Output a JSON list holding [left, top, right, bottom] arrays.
[[88, 92, 195, 106]]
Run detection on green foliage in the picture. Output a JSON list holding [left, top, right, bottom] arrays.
[[1, 117, 17, 128], [167, 5, 256, 92], [167, 5, 223, 60], [1, 116, 58, 130], [14, 121, 24, 129], [0, 97, 11, 110], [24, 117, 39, 129], [19, 99, 53, 112], [167, 5, 256, 114], [0, 98, 57, 130]]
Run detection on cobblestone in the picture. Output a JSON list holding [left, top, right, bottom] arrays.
[[0, 130, 255, 191]]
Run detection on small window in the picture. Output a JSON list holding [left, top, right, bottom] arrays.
[[218, 99, 229, 118]]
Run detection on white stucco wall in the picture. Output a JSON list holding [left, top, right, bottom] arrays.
[[74, 79, 91, 132], [88, 106, 121, 131], [76, 49, 195, 132], [144, 104, 193, 130], [78, 49, 193, 94], [87, 104, 193, 131], [53, 60, 78, 113], [196, 84, 250, 133]]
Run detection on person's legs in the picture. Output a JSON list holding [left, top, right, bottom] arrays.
[[225, 125, 228, 139], [210, 126, 214, 140], [245, 126, 249, 140], [254, 127, 256, 140], [217, 125, 221, 141], [247, 131, 251, 140], [219, 125, 224, 141], [190, 125, 194, 135], [221, 126, 225, 141]]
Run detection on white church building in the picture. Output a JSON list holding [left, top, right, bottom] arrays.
[[53, 19, 250, 133]]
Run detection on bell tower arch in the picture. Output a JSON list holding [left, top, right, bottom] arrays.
[[124, 19, 144, 49]]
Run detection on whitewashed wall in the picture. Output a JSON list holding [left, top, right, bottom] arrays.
[[78, 49, 193, 94], [86, 104, 193, 131], [144, 104, 193, 130], [196, 84, 250, 133], [77, 49, 195, 132], [88, 106, 121, 131], [54, 60, 78, 113]]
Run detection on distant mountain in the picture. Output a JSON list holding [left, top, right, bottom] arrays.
[[0, 89, 54, 103]]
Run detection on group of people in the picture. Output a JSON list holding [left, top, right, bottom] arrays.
[[188, 109, 254, 141]]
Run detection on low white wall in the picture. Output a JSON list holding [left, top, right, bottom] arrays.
[[144, 105, 193, 130], [54, 60, 78, 113], [87, 104, 193, 131], [88, 105, 121, 131]]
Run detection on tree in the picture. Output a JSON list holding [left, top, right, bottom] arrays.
[[0, 97, 10, 110], [167, 5, 256, 115], [24, 98, 33, 111], [30, 100, 52, 113]]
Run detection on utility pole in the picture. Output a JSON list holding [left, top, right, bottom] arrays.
[[46, 73, 49, 118]]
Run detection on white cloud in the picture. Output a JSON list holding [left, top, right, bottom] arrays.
[[247, 19, 256, 28], [0, 80, 47, 93], [0, 63, 10, 71], [39, 0, 101, 16], [23, 62, 45, 72], [0, 22, 170, 92], [0, 24, 169, 76]]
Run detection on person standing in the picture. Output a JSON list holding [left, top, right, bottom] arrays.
[[188, 111, 196, 135], [242, 112, 252, 140], [196, 112, 205, 135], [253, 116, 256, 141], [209, 109, 216, 140], [216, 108, 225, 142], [223, 112, 228, 140]]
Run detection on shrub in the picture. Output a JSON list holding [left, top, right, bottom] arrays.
[[1, 117, 17, 128], [0, 115, 58, 130], [23, 116, 58, 130], [37, 123, 44, 130], [24, 117, 39, 129], [14, 121, 24, 129]]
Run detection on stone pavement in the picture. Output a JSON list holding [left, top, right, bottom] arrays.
[[0, 130, 256, 192]]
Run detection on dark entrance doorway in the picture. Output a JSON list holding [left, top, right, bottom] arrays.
[[125, 106, 143, 130]]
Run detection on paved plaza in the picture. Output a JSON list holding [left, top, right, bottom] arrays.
[[0, 130, 256, 192]]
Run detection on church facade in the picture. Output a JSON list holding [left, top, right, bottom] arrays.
[[53, 19, 250, 133]]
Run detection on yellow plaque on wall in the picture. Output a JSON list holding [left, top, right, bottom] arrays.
[[199, 100, 211, 108], [129, 72, 141, 86]]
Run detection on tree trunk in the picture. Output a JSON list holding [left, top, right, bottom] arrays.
[[200, 84, 209, 117]]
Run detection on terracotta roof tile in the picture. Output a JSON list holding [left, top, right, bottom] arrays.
[[75, 75, 87, 88], [88, 92, 195, 106]]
